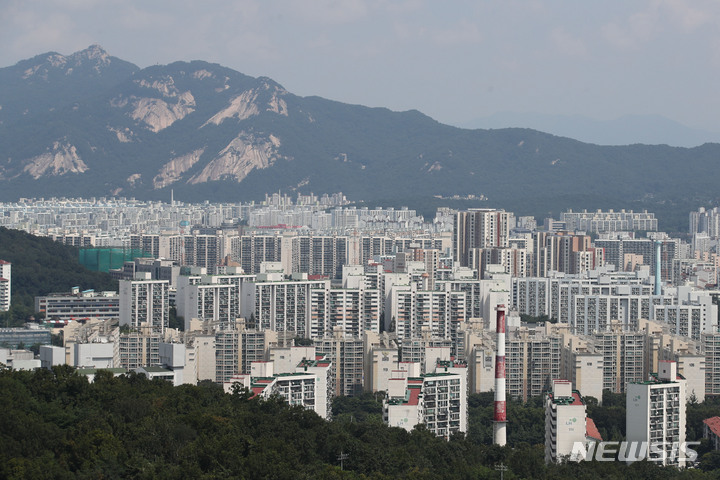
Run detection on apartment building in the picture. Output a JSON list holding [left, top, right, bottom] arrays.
[[593, 324, 645, 393], [241, 277, 330, 338], [506, 327, 562, 401], [384, 371, 467, 439], [545, 380, 589, 463], [226, 358, 334, 420], [561, 209, 657, 233], [626, 361, 687, 467], [309, 287, 381, 338], [703, 333, 720, 397], [0, 260, 10, 312], [119, 277, 170, 334], [176, 272, 255, 330], [453, 209, 513, 267], [35, 289, 119, 323], [314, 328, 364, 396], [389, 283, 466, 341]]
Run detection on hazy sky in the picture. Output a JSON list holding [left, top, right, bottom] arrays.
[[3, 0, 720, 132]]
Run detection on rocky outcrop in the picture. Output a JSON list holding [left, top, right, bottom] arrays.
[[203, 90, 260, 126], [107, 126, 135, 143], [153, 148, 205, 189], [22, 141, 88, 179], [130, 91, 196, 132], [188, 133, 281, 184]]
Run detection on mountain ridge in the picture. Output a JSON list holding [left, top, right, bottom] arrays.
[[460, 112, 720, 148], [0, 46, 717, 230]]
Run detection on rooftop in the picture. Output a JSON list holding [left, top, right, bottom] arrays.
[[586, 417, 603, 441], [703, 416, 720, 437], [388, 384, 422, 406], [548, 391, 584, 406]]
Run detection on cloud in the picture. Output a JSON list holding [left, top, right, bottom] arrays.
[[550, 27, 587, 57], [661, 0, 715, 30]]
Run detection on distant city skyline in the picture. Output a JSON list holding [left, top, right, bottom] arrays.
[[4, 1, 720, 143]]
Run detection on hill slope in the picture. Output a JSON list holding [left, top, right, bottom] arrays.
[[0, 227, 118, 318]]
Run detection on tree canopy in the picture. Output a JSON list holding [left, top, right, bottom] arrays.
[[1, 368, 717, 479]]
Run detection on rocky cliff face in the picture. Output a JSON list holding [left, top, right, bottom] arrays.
[[153, 149, 206, 189], [188, 133, 283, 184], [21, 141, 88, 179]]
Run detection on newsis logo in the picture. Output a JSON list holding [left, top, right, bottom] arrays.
[[569, 441, 700, 463]]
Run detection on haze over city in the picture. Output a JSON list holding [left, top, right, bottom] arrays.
[[4, 0, 720, 144]]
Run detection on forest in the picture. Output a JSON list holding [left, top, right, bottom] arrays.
[[1, 366, 719, 479], [0, 226, 118, 327]]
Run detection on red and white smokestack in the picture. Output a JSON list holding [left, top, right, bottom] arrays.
[[493, 304, 507, 446]]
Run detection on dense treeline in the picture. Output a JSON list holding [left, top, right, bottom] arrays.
[[1, 367, 719, 479], [0, 227, 118, 326]]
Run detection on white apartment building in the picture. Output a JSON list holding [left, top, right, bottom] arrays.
[[545, 380, 589, 463], [561, 209, 657, 233], [389, 284, 466, 341], [119, 276, 170, 333], [561, 344, 604, 402], [384, 371, 467, 439], [309, 287, 381, 338], [241, 277, 329, 338], [176, 273, 255, 330], [269, 345, 317, 374], [626, 361, 687, 467], [0, 260, 10, 312], [225, 358, 334, 420]]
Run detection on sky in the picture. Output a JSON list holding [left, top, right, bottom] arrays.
[[3, 0, 720, 134]]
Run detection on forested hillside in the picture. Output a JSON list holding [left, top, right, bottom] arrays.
[[1, 367, 719, 479], [0, 227, 118, 326]]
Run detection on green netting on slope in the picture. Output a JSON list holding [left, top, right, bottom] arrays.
[[79, 248, 153, 272]]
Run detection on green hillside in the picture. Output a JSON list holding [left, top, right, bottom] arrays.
[[0, 227, 118, 326]]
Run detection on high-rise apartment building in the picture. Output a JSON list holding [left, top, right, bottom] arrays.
[[453, 209, 512, 267], [545, 380, 589, 463], [119, 277, 170, 334], [384, 371, 467, 439], [0, 260, 10, 312], [626, 361, 687, 467], [314, 328, 364, 396], [241, 278, 329, 338]]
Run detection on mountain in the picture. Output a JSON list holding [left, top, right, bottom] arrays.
[[0, 44, 139, 125], [0, 46, 718, 230], [459, 112, 720, 148]]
